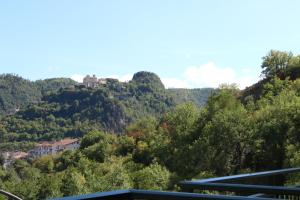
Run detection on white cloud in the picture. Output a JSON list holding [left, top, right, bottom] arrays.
[[162, 62, 259, 89], [161, 78, 190, 88], [183, 62, 236, 88], [71, 74, 84, 83]]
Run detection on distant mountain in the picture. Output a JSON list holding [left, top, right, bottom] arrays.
[[35, 78, 77, 95], [0, 74, 41, 115], [0, 72, 213, 142], [19, 71, 174, 134], [0, 74, 76, 115]]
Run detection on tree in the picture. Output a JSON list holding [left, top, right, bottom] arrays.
[[86, 157, 133, 192], [33, 155, 54, 173], [80, 131, 108, 149], [159, 103, 200, 178], [253, 83, 300, 170], [133, 163, 170, 190], [60, 167, 87, 196], [38, 174, 63, 199], [261, 50, 293, 79]]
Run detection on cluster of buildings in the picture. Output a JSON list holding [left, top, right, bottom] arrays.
[[83, 74, 107, 88], [1, 138, 80, 168], [28, 138, 80, 158]]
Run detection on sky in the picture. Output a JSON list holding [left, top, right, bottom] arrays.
[[0, 0, 300, 89]]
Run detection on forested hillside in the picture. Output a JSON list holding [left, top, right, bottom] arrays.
[[0, 72, 213, 118], [168, 88, 214, 107], [0, 74, 41, 115], [1, 50, 300, 200], [0, 75, 76, 115], [0, 71, 214, 148]]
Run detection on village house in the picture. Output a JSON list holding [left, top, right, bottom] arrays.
[[28, 138, 80, 158]]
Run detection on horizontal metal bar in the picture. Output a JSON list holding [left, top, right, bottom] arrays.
[[50, 190, 131, 200], [247, 194, 268, 198], [130, 190, 275, 200], [0, 190, 23, 200], [50, 189, 276, 200], [247, 184, 300, 198], [181, 167, 300, 183], [180, 182, 300, 196]]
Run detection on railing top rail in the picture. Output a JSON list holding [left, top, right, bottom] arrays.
[[50, 189, 276, 200], [180, 182, 300, 196], [0, 190, 23, 200], [181, 167, 300, 184], [50, 190, 130, 200]]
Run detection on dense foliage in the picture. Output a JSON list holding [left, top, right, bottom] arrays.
[[0, 74, 41, 115], [1, 50, 300, 199], [0, 75, 76, 115], [168, 88, 214, 107]]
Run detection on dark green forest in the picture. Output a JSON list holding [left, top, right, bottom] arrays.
[[1, 50, 300, 200], [0, 76, 76, 115]]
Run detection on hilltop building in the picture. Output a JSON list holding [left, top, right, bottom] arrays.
[[83, 75, 107, 88], [28, 138, 80, 158]]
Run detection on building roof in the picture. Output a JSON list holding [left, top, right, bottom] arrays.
[[12, 152, 28, 159], [2, 151, 28, 159], [36, 138, 79, 147]]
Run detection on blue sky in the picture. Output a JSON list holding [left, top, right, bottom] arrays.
[[0, 0, 300, 88]]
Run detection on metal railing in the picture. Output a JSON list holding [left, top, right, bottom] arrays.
[[50, 189, 276, 200], [46, 167, 300, 199], [0, 190, 22, 200], [180, 167, 300, 199]]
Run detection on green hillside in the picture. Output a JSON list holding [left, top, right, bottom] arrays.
[[0, 71, 213, 144], [168, 88, 214, 107], [0, 74, 76, 115], [0, 74, 41, 115]]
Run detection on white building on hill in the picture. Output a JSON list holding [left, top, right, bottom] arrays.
[[29, 138, 80, 158], [83, 75, 107, 88]]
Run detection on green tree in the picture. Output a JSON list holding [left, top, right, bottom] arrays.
[[261, 50, 293, 79], [157, 103, 201, 178], [38, 174, 63, 199], [133, 163, 170, 190], [33, 155, 54, 173], [60, 167, 87, 196], [86, 157, 133, 192]]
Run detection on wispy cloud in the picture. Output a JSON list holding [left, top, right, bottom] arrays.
[[162, 62, 259, 89], [71, 74, 84, 83], [161, 77, 191, 88]]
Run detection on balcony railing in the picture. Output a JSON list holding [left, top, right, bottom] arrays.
[[0, 189, 22, 200], [50, 167, 300, 200], [3, 167, 300, 200], [51, 189, 275, 200], [180, 167, 300, 199]]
